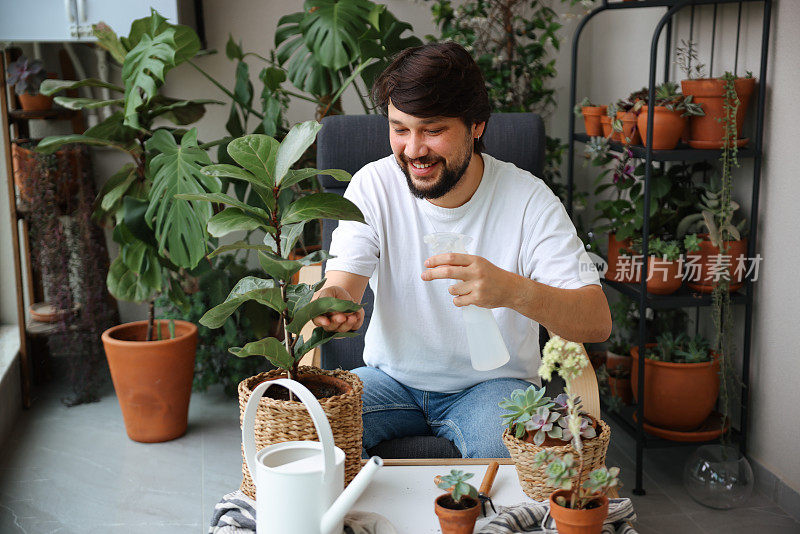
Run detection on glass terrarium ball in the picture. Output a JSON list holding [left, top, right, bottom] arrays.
[[683, 444, 754, 509]]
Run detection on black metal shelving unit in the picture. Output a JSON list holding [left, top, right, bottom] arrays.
[[566, 0, 772, 494]]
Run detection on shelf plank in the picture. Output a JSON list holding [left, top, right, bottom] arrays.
[[602, 278, 748, 309], [9, 108, 79, 121], [25, 318, 60, 337], [601, 0, 766, 9], [574, 133, 757, 162]]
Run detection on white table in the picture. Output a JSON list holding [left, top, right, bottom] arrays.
[[351, 459, 534, 534]]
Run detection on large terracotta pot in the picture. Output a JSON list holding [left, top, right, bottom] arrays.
[[434, 494, 481, 534], [681, 77, 756, 148], [582, 105, 607, 136], [645, 256, 682, 295], [549, 489, 609, 534], [605, 350, 631, 373], [631, 344, 720, 431], [608, 374, 632, 405], [101, 320, 198, 443], [616, 110, 641, 145], [606, 233, 639, 283], [18, 93, 53, 111], [637, 105, 687, 150], [686, 234, 748, 293]]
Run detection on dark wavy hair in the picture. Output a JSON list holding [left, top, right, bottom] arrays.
[[371, 41, 491, 153]]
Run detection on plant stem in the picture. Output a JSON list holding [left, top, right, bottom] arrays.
[[283, 89, 322, 105], [146, 300, 155, 341], [187, 60, 265, 119]]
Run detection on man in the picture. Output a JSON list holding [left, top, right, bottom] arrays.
[[312, 42, 611, 458]]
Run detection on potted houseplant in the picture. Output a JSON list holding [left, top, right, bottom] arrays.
[[611, 88, 648, 145], [636, 81, 704, 150], [677, 182, 748, 293], [600, 103, 621, 141], [574, 97, 607, 137], [434, 469, 481, 534], [533, 451, 620, 534], [182, 121, 366, 498], [6, 56, 52, 111], [628, 234, 702, 295], [676, 40, 756, 149], [631, 332, 719, 431], [501, 336, 610, 501], [36, 11, 221, 443]]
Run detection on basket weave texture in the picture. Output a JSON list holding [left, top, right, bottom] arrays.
[[238, 367, 363, 500], [502, 418, 611, 501]]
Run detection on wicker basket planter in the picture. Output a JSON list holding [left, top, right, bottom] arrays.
[[502, 418, 611, 501], [237, 366, 363, 500]]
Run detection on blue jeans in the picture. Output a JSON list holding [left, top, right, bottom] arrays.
[[353, 366, 536, 458]]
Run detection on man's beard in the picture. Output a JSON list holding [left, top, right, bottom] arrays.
[[397, 138, 473, 200]]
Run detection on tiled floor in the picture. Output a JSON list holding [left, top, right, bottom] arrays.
[[1, 380, 799, 534]]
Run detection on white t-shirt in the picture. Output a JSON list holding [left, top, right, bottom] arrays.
[[326, 154, 599, 393]]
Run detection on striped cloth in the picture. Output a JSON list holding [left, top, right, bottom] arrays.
[[475, 498, 638, 534], [209, 490, 397, 534]]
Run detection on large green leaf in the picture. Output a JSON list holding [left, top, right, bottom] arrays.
[[208, 240, 275, 259], [281, 167, 351, 190], [207, 208, 271, 238], [52, 96, 124, 110], [299, 0, 374, 70], [274, 120, 322, 186], [226, 135, 280, 187], [98, 164, 138, 212], [36, 133, 138, 156], [200, 276, 285, 328], [286, 297, 361, 334], [84, 111, 140, 144], [357, 8, 422, 89], [229, 337, 293, 369], [287, 280, 327, 318], [282, 193, 365, 225], [257, 250, 330, 283], [106, 240, 162, 304], [39, 78, 124, 96], [295, 327, 358, 359], [201, 163, 275, 209], [145, 128, 219, 269], [175, 191, 272, 223], [148, 97, 222, 125], [233, 61, 254, 108], [92, 22, 129, 64], [263, 221, 305, 258]]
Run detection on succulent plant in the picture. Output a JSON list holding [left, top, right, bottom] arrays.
[[654, 331, 689, 362], [633, 81, 704, 117], [436, 469, 479, 503], [499, 385, 555, 438], [533, 451, 576, 491], [559, 415, 597, 443], [583, 466, 621, 494], [573, 96, 594, 116], [524, 406, 564, 446], [677, 182, 748, 248], [6, 56, 47, 95], [674, 334, 712, 363]]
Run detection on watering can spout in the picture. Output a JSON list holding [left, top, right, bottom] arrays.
[[320, 456, 383, 534]]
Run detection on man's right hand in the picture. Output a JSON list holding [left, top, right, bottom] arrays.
[[311, 285, 365, 333]]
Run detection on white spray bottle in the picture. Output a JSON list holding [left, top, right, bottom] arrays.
[[423, 232, 511, 371]]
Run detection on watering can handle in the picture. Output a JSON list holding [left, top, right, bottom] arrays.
[[242, 378, 337, 484]]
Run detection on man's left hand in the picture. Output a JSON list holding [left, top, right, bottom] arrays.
[[421, 253, 518, 309]]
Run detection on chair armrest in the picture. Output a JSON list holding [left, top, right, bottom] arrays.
[[545, 330, 601, 421], [297, 264, 324, 368]]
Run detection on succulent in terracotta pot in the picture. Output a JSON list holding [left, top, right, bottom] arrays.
[[434, 469, 481, 534], [636, 81, 704, 150], [6, 55, 52, 111]]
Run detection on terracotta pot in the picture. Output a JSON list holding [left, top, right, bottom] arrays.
[[588, 350, 606, 370], [582, 106, 607, 136], [12, 141, 82, 203], [631, 344, 719, 431], [549, 489, 609, 534], [434, 494, 480, 534], [605, 350, 631, 373], [608, 374, 632, 405], [616, 110, 641, 145], [599, 116, 621, 141], [18, 93, 53, 111], [645, 256, 682, 295], [606, 233, 639, 283], [681, 77, 756, 148], [637, 105, 687, 150], [101, 320, 198, 443], [686, 234, 748, 293]]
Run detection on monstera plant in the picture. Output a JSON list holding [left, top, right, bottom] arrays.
[[181, 120, 364, 382]]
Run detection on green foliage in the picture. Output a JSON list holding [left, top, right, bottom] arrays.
[[533, 451, 621, 509], [646, 332, 712, 364], [674, 39, 706, 80], [573, 96, 594, 116], [185, 122, 365, 379], [437, 470, 479, 503], [6, 56, 47, 95], [498, 384, 554, 438], [676, 180, 748, 248]]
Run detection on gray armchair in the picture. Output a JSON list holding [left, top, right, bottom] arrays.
[[316, 113, 547, 458]]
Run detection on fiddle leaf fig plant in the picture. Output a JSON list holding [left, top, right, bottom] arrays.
[[35, 9, 223, 341], [181, 121, 366, 381]]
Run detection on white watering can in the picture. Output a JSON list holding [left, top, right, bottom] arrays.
[[242, 378, 383, 534]]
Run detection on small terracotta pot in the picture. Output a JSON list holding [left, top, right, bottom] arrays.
[[434, 494, 481, 534], [616, 110, 641, 145], [637, 105, 687, 150], [645, 256, 682, 295], [605, 350, 631, 373], [608, 374, 632, 405], [18, 93, 53, 111], [582, 106, 607, 136], [102, 320, 198, 443], [549, 489, 609, 534], [686, 234, 748, 293], [631, 344, 720, 431], [681, 77, 756, 148], [606, 234, 639, 283], [599, 116, 621, 141]]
